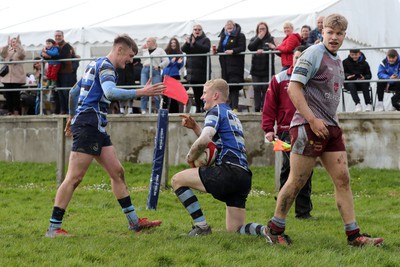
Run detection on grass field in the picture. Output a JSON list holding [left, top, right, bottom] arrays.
[[0, 162, 399, 267]]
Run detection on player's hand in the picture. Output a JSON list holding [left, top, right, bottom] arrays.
[[179, 114, 196, 129], [309, 118, 329, 139], [64, 116, 73, 138], [187, 159, 196, 168], [141, 79, 166, 96], [265, 132, 276, 142]]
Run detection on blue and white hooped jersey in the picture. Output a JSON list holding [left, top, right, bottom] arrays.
[[72, 57, 117, 132], [204, 103, 249, 170]]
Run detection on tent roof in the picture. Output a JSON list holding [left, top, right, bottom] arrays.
[[0, 0, 337, 46], [1, 0, 399, 54]]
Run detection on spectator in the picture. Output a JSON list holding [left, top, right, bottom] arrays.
[[264, 13, 384, 247], [116, 62, 135, 114], [140, 37, 169, 114], [32, 57, 51, 115], [262, 45, 313, 219], [40, 38, 60, 90], [217, 20, 246, 112], [54, 30, 76, 114], [116, 58, 142, 114], [0, 35, 26, 115], [181, 23, 211, 113], [268, 21, 301, 71], [248, 21, 276, 112], [376, 49, 400, 111], [307, 16, 324, 46], [132, 58, 142, 83], [342, 49, 372, 112], [162, 37, 185, 113], [300, 25, 311, 46]]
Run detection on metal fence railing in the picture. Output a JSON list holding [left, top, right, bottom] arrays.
[[1, 46, 399, 115]]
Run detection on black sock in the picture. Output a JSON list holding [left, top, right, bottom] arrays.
[[118, 196, 132, 209], [51, 206, 65, 221]]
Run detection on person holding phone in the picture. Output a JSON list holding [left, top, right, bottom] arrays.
[[342, 49, 372, 112]]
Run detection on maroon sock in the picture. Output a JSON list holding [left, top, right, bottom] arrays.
[[346, 228, 361, 241]]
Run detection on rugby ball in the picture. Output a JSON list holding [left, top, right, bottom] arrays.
[[193, 142, 218, 167]]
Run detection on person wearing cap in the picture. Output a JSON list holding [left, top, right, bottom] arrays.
[[376, 49, 400, 111], [40, 38, 61, 90]]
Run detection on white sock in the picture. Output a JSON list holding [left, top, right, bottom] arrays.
[[195, 220, 208, 229]]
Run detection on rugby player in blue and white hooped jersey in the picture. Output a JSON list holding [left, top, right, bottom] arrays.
[[263, 14, 384, 247], [46, 34, 166, 237], [173, 79, 272, 240]]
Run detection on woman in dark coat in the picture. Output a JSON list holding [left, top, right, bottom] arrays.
[[248, 22, 276, 112], [217, 20, 246, 111]]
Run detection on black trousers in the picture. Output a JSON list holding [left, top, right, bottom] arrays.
[[376, 81, 400, 101], [344, 82, 371, 105], [278, 131, 313, 217]]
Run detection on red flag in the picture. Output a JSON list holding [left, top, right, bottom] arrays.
[[163, 75, 188, 105]]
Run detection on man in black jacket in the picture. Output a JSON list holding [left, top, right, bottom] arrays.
[[342, 49, 372, 112], [182, 24, 211, 113], [54, 30, 76, 114]]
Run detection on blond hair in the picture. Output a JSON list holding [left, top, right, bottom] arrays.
[[283, 21, 294, 29], [323, 13, 348, 31], [204, 79, 229, 100]]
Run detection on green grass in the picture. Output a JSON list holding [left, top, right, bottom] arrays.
[[0, 162, 399, 267]]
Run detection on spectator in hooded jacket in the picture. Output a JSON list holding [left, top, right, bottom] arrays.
[[268, 21, 301, 71], [248, 22, 276, 112], [182, 24, 211, 113], [307, 16, 324, 46], [40, 38, 60, 90], [376, 49, 400, 111], [342, 49, 372, 112], [217, 20, 246, 112], [0, 35, 26, 115]]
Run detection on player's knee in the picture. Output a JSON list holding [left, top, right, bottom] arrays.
[[171, 174, 181, 190], [334, 173, 350, 190], [111, 166, 125, 182]]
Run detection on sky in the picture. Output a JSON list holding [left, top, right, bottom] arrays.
[[0, 0, 337, 34]]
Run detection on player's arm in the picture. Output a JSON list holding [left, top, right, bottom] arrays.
[[102, 78, 165, 100], [186, 126, 216, 164], [179, 114, 202, 136], [287, 81, 329, 139]]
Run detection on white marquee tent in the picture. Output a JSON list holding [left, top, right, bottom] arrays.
[[1, 0, 400, 110]]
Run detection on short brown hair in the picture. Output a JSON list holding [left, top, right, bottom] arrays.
[[323, 13, 348, 31], [114, 34, 138, 55], [387, 49, 398, 58]]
